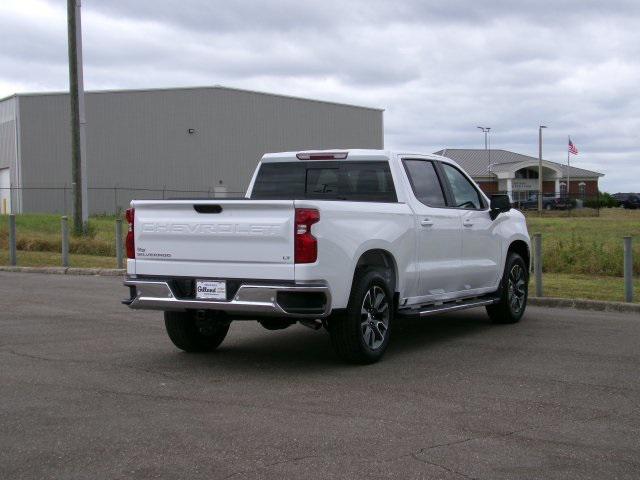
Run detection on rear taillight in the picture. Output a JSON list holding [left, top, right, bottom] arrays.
[[125, 208, 135, 259], [294, 208, 319, 264]]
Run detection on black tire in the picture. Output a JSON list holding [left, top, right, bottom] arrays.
[[164, 311, 230, 352], [329, 269, 394, 364], [486, 252, 528, 324]]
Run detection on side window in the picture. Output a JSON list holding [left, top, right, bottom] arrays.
[[441, 163, 483, 209], [403, 160, 447, 207]]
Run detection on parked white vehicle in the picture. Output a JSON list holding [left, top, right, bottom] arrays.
[[123, 149, 530, 363]]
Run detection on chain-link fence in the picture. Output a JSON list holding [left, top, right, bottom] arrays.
[[0, 186, 246, 216], [0, 186, 621, 217]]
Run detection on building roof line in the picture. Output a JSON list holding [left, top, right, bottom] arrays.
[[1, 85, 384, 112], [434, 148, 603, 178], [0, 93, 17, 103]]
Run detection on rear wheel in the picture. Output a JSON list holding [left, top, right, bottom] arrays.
[[329, 269, 393, 364], [486, 252, 528, 324], [164, 311, 230, 352]]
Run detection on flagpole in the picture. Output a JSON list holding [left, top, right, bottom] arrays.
[[567, 136, 570, 200]]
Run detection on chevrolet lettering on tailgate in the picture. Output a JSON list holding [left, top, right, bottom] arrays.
[[140, 222, 283, 236]]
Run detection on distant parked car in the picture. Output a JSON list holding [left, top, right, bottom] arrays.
[[620, 194, 640, 209], [518, 194, 570, 210]]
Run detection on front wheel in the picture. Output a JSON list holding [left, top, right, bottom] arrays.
[[486, 252, 528, 324], [164, 311, 230, 352], [329, 269, 393, 364]]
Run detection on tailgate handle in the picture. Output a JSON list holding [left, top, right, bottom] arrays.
[[193, 204, 222, 214]]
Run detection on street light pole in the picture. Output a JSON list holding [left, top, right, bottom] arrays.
[[477, 126, 490, 149], [538, 125, 547, 212], [478, 126, 491, 176]]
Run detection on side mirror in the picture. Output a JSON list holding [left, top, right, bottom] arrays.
[[490, 194, 511, 220]]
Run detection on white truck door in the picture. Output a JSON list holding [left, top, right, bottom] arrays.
[[439, 162, 501, 291], [402, 159, 464, 297]]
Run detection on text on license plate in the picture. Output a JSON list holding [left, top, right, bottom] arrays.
[[195, 280, 227, 300]]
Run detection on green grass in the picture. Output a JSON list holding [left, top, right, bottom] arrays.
[[525, 208, 640, 276], [0, 249, 117, 268], [531, 273, 638, 303], [0, 213, 120, 257]]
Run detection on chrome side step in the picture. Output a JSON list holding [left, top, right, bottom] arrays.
[[397, 297, 499, 318]]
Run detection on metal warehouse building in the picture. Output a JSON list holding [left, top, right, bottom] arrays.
[[0, 86, 383, 215]]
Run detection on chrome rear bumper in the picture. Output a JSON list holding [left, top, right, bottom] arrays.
[[123, 276, 331, 318]]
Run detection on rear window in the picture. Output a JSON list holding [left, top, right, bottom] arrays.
[[251, 161, 397, 202]]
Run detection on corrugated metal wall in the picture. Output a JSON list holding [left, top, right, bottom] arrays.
[[0, 97, 18, 213], [17, 87, 383, 214], [0, 97, 17, 170]]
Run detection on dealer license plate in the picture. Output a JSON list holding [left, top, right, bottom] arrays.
[[195, 280, 227, 300]]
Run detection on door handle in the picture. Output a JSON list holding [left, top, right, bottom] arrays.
[[463, 220, 474, 227], [420, 218, 434, 227]]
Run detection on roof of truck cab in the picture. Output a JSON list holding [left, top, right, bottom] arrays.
[[260, 149, 456, 163]]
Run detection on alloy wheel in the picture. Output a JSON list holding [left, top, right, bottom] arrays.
[[507, 264, 526, 314], [360, 285, 390, 350]]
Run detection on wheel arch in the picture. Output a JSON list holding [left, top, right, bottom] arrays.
[[352, 249, 398, 295], [507, 239, 530, 271]]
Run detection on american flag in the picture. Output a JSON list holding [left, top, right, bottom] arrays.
[[568, 138, 579, 155]]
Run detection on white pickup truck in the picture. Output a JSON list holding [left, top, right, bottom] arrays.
[[123, 149, 530, 363]]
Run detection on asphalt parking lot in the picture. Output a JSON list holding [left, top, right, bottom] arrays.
[[1, 272, 639, 479]]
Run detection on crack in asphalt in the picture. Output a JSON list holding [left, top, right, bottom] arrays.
[[3, 348, 188, 384], [408, 411, 619, 480], [3, 377, 433, 431], [220, 455, 327, 480], [480, 371, 640, 395], [416, 426, 531, 453], [220, 449, 485, 479], [406, 429, 530, 480], [410, 455, 479, 479], [4, 349, 66, 363]]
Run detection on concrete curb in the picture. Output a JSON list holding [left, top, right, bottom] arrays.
[[529, 297, 640, 314], [0, 266, 125, 276]]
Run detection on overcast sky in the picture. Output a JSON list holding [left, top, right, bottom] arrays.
[[1, 0, 638, 192]]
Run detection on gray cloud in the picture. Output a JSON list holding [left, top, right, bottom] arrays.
[[1, 0, 639, 192]]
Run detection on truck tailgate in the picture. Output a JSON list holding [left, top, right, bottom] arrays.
[[131, 200, 295, 279]]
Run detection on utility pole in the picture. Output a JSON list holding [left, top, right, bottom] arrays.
[[67, 0, 89, 235], [538, 125, 547, 212]]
